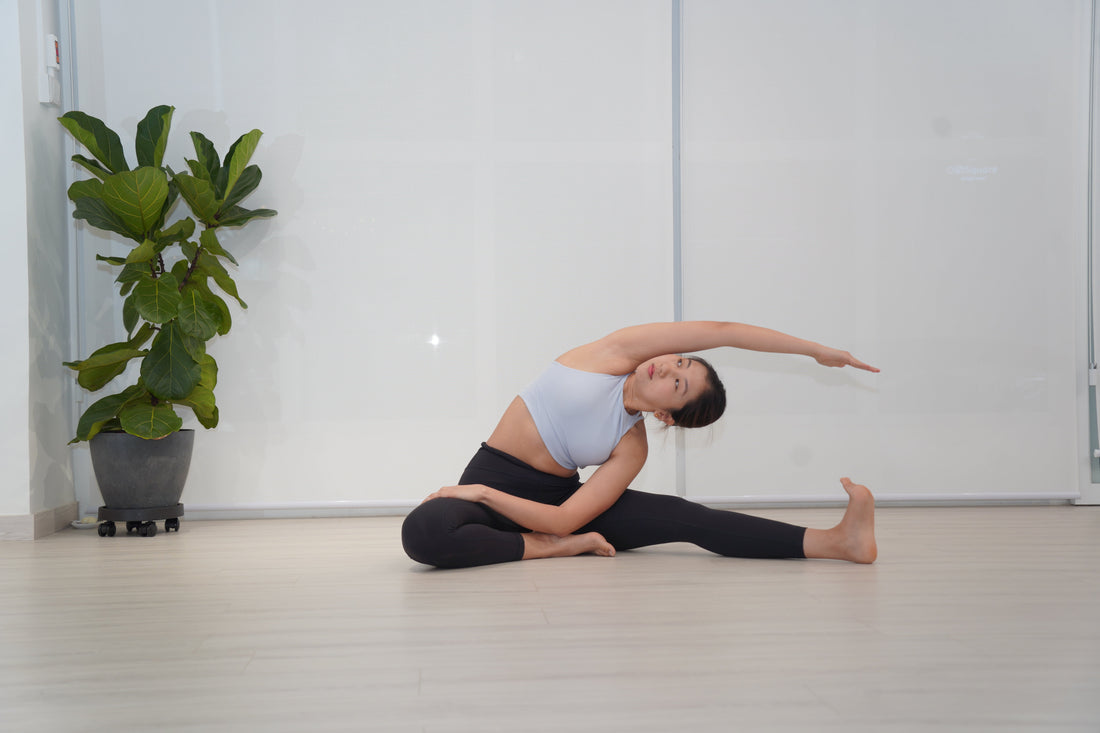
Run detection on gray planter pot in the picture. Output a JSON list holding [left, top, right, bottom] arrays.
[[89, 429, 195, 510]]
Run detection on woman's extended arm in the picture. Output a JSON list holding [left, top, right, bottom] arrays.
[[423, 424, 648, 536], [566, 321, 878, 374]]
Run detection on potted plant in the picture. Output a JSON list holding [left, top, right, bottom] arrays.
[[60, 105, 276, 536]]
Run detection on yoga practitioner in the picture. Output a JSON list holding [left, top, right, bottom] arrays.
[[401, 321, 879, 569]]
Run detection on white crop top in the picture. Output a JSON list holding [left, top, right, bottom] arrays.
[[519, 361, 644, 471]]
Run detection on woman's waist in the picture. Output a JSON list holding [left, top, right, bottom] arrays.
[[486, 397, 577, 477], [460, 443, 581, 502]]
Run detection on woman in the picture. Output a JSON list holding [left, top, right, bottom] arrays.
[[402, 321, 879, 569]]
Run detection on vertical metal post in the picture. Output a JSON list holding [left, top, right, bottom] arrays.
[[672, 0, 686, 496]]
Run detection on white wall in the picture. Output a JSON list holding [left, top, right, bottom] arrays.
[[66, 0, 1093, 512], [70, 0, 676, 512], [22, 0, 74, 514], [681, 0, 1089, 502], [0, 0, 74, 521], [0, 0, 32, 517]]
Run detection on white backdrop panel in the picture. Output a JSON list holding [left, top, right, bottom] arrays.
[[70, 0, 676, 509], [681, 0, 1088, 500]]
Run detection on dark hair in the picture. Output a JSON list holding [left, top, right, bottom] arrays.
[[669, 356, 726, 428]]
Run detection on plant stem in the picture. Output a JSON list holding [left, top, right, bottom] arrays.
[[180, 245, 204, 290]]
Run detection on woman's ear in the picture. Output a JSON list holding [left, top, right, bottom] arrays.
[[653, 410, 676, 427]]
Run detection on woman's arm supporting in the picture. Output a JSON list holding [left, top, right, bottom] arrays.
[[588, 321, 878, 373], [424, 424, 648, 536]]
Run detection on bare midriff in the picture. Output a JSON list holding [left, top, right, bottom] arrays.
[[485, 397, 578, 478]]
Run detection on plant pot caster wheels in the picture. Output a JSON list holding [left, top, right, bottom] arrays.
[[95, 504, 183, 538]]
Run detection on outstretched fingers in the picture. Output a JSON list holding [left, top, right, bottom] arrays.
[[847, 354, 880, 373]]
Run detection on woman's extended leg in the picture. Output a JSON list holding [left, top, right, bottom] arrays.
[[578, 478, 876, 563], [801, 478, 877, 563]]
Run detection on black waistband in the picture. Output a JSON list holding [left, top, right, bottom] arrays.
[[460, 443, 582, 500], [476, 443, 580, 482]]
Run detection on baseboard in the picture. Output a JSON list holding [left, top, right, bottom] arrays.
[[176, 492, 1082, 522], [0, 502, 79, 541], [689, 492, 1081, 508], [184, 500, 415, 521]]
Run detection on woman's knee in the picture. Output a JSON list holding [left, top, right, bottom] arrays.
[[401, 498, 479, 567], [401, 501, 447, 566]]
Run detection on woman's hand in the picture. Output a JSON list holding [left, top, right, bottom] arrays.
[[421, 484, 489, 504], [813, 346, 880, 373]]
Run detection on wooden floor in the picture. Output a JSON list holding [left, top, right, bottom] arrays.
[[1, 505, 1098, 732]]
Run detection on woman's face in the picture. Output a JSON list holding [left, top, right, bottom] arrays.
[[633, 354, 708, 415]]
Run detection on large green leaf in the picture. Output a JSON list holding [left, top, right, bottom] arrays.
[[186, 158, 211, 182], [133, 272, 181, 324], [70, 385, 145, 443], [129, 322, 156, 349], [215, 205, 277, 229], [101, 168, 169, 239], [58, 111, 130, 173], [141, 322, 201, 400], [195, 405, 219, 430], [71, 154, 111, 181], [158, 217, 196, 247], [119, 399, 183, 439], [73, 197, 136, 241], [68, 178, 103, 201], [123, 292, 139, 334], [218, 165, 261, 215], [173, 173, 219, 223], [198, 250, 246, 308], [189, 131, 222, 183], [135, 105, 174, 168], [116, 263, 152, 285], [64, 343, 148, 392], [176, 384, 216, 420], [194, 279, 231, 335], [124, 239, 157, 265], [96, 254, 127, 267], [198, 353, 218, 390], [159, 183, 180, 229], [170, 259, 191, 284], [177, 284, 221, 340], [179, 328, 207, 362], [222, 130, 262, 203], [63, 323, 157, 392], [199, 228, 238, 265]]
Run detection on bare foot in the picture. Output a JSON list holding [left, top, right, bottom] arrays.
[[522, 531, 616, 560], [803, 478, 877, 563]]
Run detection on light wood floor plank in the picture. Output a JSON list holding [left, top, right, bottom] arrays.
[[1, 506, 1097, 732]]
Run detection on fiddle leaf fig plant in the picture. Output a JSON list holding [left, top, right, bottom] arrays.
[[60, 105, 276, 443]]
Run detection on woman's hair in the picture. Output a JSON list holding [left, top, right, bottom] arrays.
[[669, 356, 726, 428]]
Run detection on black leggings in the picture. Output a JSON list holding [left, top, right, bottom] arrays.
[[401, 443, 807, 569]]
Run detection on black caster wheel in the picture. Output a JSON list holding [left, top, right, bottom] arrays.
[[138, 521, 157, 537], [165, 517, 180, 532], [99, 521, 116, 537], [126, 521, 140, 534], [97, 522, 108, 537]]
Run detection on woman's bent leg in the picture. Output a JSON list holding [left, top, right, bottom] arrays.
[[578, 490, 807, 559], [401, 498, 525, 569]]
